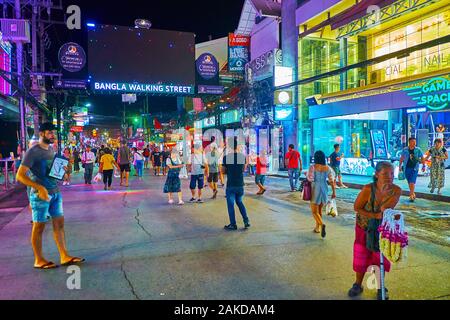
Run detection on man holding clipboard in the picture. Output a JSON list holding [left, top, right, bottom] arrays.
[[16, 122, 85, 269]]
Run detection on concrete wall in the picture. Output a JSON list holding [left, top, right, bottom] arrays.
[[250, 17, 279, 60], [296, 0, 341, 26]]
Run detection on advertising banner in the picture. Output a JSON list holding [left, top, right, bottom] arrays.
[[196, 53, 219, 80], [246, 48, 282, 83], [59, 42, 86, 73], [228, 33, 250, 73], [54, 79, 88, 90], [370, 130, 388, 159], [198, 85, 224, 95]]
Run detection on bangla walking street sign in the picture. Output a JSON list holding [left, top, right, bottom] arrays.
[[93, 82, 195, 95]]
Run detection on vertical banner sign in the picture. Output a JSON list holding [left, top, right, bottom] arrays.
[[228, 33, 250, 73], [370, 130, 388, 159]]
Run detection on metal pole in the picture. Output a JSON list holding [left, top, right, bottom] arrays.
[[15, 0, 27, 155], [32, 1, 40, 138]]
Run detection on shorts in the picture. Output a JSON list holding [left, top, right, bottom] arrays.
[[255, 174, 266, 185], [190, 174, 205, 190], [29, 191, 64, 223], [208, 172, 219, 183], [154, 161, 161, 167], [119, 164, 131, 173], [162, 160, 168, 168], [405, 167, 418, 184], [331, 166, 341, 176]]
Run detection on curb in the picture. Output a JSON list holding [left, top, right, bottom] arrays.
[[268, 174, 450, 203]]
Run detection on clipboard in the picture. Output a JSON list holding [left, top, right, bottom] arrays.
[[48, 155, 69, 181]]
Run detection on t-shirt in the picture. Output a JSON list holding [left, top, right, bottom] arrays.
[[285, 150, 301, 169], [256, 156, 268, 175], [152, 152, 162, 164], [143, 148, 150, 158], [134, 151, 144, 162], [21, 144, 59, 194], [330, 152, 341, 167], [407, 149, 417, 169], [101, 154, 116, 171], [190, 153, 206, 175], [206, 151, 219, 174], [222, 153, 246, 188], [162, 151, 170, 161], [118, 147, 131, 165]]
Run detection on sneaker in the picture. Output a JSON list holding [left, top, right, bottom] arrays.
[[348, 283, 364, 298], [178, 201, 185, 206], [377, 288, 389, 300], [168, 199, 174, 205], [224, 224, 238, 231], [244, 222, 251, 229], [335, 185, 341, 189], [437, 189, 442, 195], [197, 199, 204, 203], [212, 190, 218, 199], [104, 186, 107, 190], [189, 198, 196, 203]]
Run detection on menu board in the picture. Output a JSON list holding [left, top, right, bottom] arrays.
[[371, 130, 388, 159]]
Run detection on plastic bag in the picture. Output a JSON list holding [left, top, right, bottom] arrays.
[[326, 198, 338, 217], [93, 172, 103, 183], [114, 168, 121, 178], [179, 165, 188, 179]]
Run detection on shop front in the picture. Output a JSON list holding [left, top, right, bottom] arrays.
[[310, 76, 450, 177]]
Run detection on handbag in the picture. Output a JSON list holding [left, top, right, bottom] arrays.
[[398, 171, 405, 181], [366, 183, 381, 252], [302, 180, 312, 201]]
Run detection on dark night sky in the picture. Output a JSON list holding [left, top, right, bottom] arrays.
[[52, 0, 245, 124]]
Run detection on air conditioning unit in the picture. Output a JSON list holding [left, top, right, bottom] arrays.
[[369, 70, 383, 85], [0, 19, 31, 43]]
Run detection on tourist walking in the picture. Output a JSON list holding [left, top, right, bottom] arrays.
[[206, 144, 220, 199], [16, 122, 85, 269], [152, 147, 162, 176], [255, 149, 269, 195], [143, 145, 151, 169], [330, 144, 347, 188], [100, 148, 120, 190], [222, 137, 250, 231], [285, 144, 303, 192], [188, 144, 208, 203], [81, 145, 96, 185], [248, 151, 257, 176], [348, 161, 401, 300], [162, 146, 171, 176], [164, 148, 184, 205], [306, 151, 337, 238], [62, 147, 73, 186], [118, 141, 132, 187], [73, 148, 80, 173], [399, 137, 425, 202], [424, 139, 448, 195], [133, 148, 145, 179]]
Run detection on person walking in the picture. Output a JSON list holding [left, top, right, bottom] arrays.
[[222, 137, 250, 231], [285, 144, 303, 192], [81, 145, 96, 185], [255, 149, 269, 195], [143, 145, 151, 169], [188, 144, 209, 203], [206, 145, 220, 199], [162, 146, 170, 176], [399, 137, 425, 202], [73, 148, 80, 173], [424, 139, 448, 195], [164, 148, 184, 205], [248, 151, 257, 176], [118, 142, 132, 187], [100, 148, 120, 190], [348, 162, 401, 300], [133, 147, 145, 179], [62, 147, 73, 186], [330, 144, 347, 188], [16, 122, 85, 269], [306, 151, 337, 238], [152, 147, 162, 176]]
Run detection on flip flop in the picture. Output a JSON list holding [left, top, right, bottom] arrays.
[[34, 261, 58, 270], [61, 257, 85, 266]]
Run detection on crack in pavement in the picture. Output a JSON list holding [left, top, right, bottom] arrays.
[[120, 249, 141, 300], [135, 208, 152, 238]]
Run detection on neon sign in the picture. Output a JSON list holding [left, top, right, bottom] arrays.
[[93, 82, 194, 95], [406, 77, 450, 111]]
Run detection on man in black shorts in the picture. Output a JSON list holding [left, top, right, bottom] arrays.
[[152, 147, 162, 176], [118, 141, 131, 187], [162, 146, 170, 176]]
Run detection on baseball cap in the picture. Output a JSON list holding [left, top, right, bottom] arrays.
[[39, 122, 56, 132]]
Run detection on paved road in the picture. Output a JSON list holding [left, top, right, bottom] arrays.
[[0, 171, 448, 300]]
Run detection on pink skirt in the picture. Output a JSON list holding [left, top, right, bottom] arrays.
[[353, 225, 391, 273]]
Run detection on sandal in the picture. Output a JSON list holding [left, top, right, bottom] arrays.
[[34, 261, 58, 270], [61, 257, 85, 266]]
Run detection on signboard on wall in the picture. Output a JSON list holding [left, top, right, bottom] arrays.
[[406, 77, 450, 112], [59, 42, 86, 73], [228, 33, 250, 73], [370, 130, 388, 159], [246, 48, 282, 83]]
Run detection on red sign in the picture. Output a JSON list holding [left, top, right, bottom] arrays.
[[228, 33, 250, 47], [70, 126, 83, 133]]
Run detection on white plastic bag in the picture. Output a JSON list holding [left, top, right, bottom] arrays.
[[93, 172, 103, 183], [179, 165, 188, 179], [114, 168, 120, 178], [326, 198, 338, 217]]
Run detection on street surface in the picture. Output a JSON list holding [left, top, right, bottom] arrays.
[[0, 170, 449, 300]]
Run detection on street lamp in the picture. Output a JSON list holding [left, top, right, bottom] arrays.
[[85, 103, 92, 107]]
